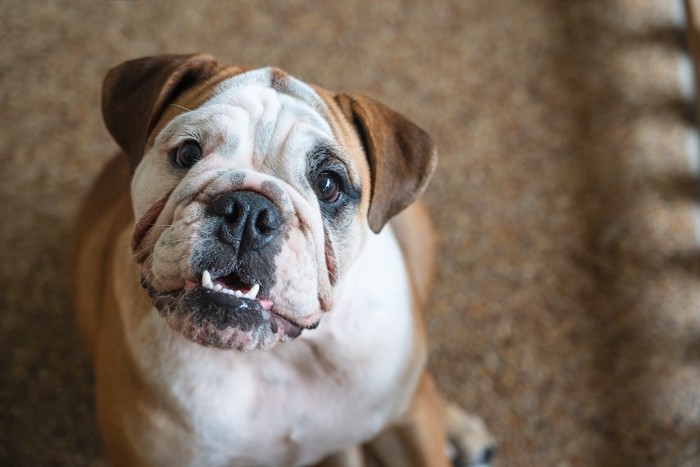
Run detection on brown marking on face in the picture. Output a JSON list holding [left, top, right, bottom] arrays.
[[146, 65, 251, 149], [313, 86, 373, 224], [270, 68, 290, 92]]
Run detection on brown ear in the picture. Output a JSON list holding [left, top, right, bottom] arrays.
[[334, 93, 437, 233], [101, 53, 220, 171]]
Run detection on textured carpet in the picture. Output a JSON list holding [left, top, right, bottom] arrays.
[[2, 1, 699, 465]]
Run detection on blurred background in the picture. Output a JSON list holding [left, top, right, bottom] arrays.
[[2, 1, 700, 465]]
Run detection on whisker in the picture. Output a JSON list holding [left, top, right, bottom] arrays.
[[169, 103, 193, 112]]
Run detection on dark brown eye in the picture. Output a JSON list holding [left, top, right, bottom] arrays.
[[313, 171, 342, 203], [173, 141, 202, 168]]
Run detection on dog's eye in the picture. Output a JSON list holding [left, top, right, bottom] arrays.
[[172, 141, 202, 168], [313, 171, 342, 203]]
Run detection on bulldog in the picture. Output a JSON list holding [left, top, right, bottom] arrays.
[[72, 54, 494, 467]]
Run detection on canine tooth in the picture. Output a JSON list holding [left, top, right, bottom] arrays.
[[246, 284, 260, 299], [202, 270, 213, 288], [214, 284, 223, 292]]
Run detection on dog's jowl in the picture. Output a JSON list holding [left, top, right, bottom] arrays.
[[72, 54, 494, 467]]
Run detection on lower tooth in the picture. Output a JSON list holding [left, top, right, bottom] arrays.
[[247, 284, 260, 299], [202, 270, 213, 288]]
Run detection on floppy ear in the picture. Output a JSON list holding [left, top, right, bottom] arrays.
[[101, 53, 220, 171], [334, 93, 437, 233]]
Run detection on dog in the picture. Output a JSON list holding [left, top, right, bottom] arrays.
[[72, 54, 494, 466]]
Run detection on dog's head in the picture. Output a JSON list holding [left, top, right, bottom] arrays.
[[102, 54, 436, 351]]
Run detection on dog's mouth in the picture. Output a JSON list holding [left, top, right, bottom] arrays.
[[145, 269, 304, 351]]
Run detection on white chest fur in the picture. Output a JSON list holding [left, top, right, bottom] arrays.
[[117, 226, 417, 466]]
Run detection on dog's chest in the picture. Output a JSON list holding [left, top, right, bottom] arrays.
[[179, 335, 408, 465], [158, 305, 413, 465]]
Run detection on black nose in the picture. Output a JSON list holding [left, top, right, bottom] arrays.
[[209, 191, 282, 252]]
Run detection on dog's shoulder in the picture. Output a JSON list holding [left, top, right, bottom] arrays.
[[72, 153, 133, 359]]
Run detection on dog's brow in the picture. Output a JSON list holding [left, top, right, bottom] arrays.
[[308, 143, 332, 161], [308, 142, 348, 164], [306, 143, 338, 173]]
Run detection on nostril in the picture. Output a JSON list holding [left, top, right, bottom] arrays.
[[226, 204, 243, 224], [255, 208, 279, 234], [211, 193, 239, 220], [255, 211, 270, 233]]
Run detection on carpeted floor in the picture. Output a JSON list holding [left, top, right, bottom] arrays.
[[2, 1, 700, 465]]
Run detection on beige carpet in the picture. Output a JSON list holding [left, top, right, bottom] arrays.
[[2, 1, 700, 465]]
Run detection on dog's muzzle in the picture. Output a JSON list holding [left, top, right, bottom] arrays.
[[144, 189, 306, 351]]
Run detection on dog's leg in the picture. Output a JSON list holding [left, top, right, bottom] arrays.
[[365, 373, 451, 467], [365, 373, 496, 467], [72, 154, 131, 362], [444, 402, 496, 467]]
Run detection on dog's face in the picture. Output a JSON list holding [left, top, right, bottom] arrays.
[[102, 54, 436, 351], [130, 69, 363, 350]]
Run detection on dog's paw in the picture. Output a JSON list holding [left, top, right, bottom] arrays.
[[444, 402, 496, 467]]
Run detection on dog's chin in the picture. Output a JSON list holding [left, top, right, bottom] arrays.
[[149, 286, 304, 351]]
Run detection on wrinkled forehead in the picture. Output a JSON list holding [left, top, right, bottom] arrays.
[[214, 67, 330, 119], [152, 67, 338, 160], [200, 67, 332, 137]]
